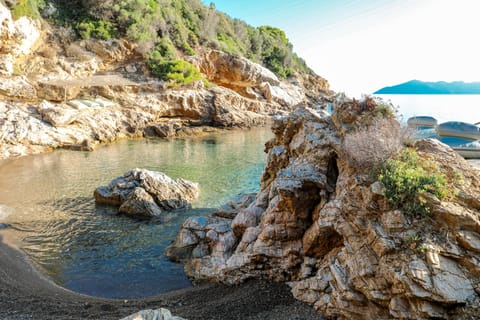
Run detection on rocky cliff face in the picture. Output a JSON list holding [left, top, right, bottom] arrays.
[[0, 2, 331, 160], [167, 95, 480, 319]]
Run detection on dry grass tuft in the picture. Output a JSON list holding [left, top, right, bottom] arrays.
[[344, 118, 413, 170]]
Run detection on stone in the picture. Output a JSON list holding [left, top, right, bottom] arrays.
[[166, 216, 232, 263], [82, 38, 135, 64], [259, 81, 304, 107], [94, 168, 199, 213], [119, 187, 163, 218], [0, 54, 14, 75], [13, 17, 41, 56], [380, 210, 407, 233], [36, 81, 81, 102], [0, 75, 36, 100], [194, 49, 280, 89], [151, 121, 181, 138], [214, 193, 257, 219], [0, 3, 15, 54], [120, 308, 185, 320], [39, 101, 79, 127], [456, 230, 480, 252]]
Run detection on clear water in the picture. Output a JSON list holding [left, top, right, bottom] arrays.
[[0, 128, 272, 298], [376, 94, 480, 124]]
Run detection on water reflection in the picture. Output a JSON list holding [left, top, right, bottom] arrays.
[[0, 128, 272, 298]]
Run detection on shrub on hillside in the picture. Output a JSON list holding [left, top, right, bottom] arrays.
[[378, 148, 449, 217], [147, 58, 205, 87], [77, 19, 117, 40]]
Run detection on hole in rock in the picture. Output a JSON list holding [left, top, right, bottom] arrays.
[[304, 226, 343, 259], [326, 155, 339, 200]]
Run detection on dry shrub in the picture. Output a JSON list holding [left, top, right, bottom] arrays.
[[351, 96, 377, 114], [344, 118, 413, 170]]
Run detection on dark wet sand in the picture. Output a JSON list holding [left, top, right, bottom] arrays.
[[0, 234, 323, 320]]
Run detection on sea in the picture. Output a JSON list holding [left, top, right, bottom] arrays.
[[375, 94, 480, 124]]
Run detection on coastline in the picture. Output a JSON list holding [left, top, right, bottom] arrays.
[[0, 227, 322, 320]]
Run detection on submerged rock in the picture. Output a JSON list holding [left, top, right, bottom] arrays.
[[169, 95, 480, 319], [94, 168, 199, 218]]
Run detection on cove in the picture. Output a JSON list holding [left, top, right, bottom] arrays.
[[0, 128, 272, 298]]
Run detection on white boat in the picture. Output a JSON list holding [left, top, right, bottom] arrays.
[[452, 147, 480, 159], [436, 121, 480, 140], [407, 116, 438, 128]]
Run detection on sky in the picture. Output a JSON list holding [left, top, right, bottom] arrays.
[[201, 0, 480, 97]]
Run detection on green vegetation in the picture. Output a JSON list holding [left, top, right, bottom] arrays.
[[147, 39, 207, 86], [147, 58, 206, 86], [14, 0, 311, 78], [77, 19, 118, 40], [378, 148, 450, 218], [10, 0, 45, 19]]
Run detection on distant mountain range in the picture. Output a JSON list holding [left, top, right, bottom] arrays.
[[374, 80, 480, 94]]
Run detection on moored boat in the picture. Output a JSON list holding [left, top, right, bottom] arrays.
[[436, 121, 480, 140], [452, 147, 480, 159], [407, 116, 438, 128]]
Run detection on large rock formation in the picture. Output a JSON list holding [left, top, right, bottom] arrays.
[[190, 49, 330, 107], [94, 168, 199, 218], [168, 95, 480, 319]]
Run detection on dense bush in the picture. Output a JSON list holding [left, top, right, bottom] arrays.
[[147, 58, 205, 87], [378, 148, 449, 217], [77, 19, 117, 40]]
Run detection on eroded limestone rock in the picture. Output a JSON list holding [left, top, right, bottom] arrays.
[[168, 95, 480, 319], [94, 168, 199, 218]]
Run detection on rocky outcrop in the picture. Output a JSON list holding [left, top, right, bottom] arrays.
[[0, 75, 36, 99], [194, 49, 280, 88], [190, 49, 331, 107], [168, 96, 480, 319], [0, 86, 273, 159], [94, 168, 199, 218], [121, 308, 185, 320], [0, 3, 41, 75]]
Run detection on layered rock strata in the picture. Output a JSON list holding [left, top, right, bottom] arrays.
[[94, 168, 199, 218], [168, 96, 480, 319]]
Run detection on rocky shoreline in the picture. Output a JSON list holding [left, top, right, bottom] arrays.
[[0, 2, 331, 161]]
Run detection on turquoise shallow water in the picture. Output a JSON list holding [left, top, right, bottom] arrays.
[[0, 128, 272, 298]]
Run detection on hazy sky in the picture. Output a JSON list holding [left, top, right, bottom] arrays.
[[202, 0, 480, 97]]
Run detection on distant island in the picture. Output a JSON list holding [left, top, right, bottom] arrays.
[[374, 80, 480, 94]]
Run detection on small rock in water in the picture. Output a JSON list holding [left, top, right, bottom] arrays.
[[94, 168, 199, 219], [120, 308, 185, 320]]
